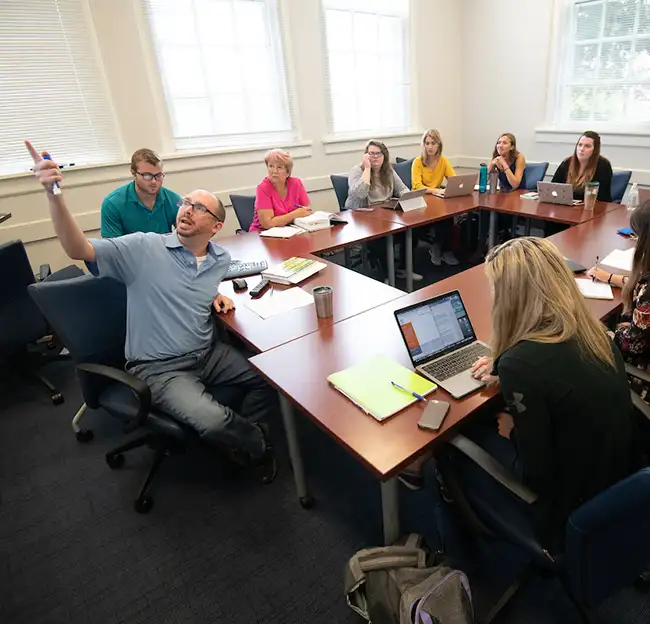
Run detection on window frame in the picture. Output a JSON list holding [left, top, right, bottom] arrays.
[[141, 0, 298, 153], [545, 0, 650, 134], [319, 0, 414, 140]]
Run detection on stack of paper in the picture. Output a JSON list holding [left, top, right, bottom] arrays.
[[599, 248, 635, 272], [259, 226, 302, 238], [262, 257, 326, 285], [575, 279, 614, 300], [244, 287, 314, 319], [327, 355, 437, 421]]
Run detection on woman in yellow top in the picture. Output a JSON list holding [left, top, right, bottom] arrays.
[[411, 129, 459, 266]]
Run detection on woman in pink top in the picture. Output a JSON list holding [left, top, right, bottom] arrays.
[[248, 149, 311, 232]]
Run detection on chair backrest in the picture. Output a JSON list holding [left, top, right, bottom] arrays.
[[330, 174, 349, 209], [393, 159, 413, 189], [520, 162, 549, 190], [395, 156, 409, 163], [229, 194, 256, 232], [29, 274, 127, 405], [0, 239, 48, 348], [611, 170, 632, 203], [0, 239, 36, 302], [565, 467, 650, 608]]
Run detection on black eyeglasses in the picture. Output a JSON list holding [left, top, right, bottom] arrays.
[[367, 151, 384, 158], [177, 198, 222, 222], [136, 171, 166, 182]]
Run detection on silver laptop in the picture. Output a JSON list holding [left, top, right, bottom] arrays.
[[394, 291, 490, 399], [430, 173, 478, 199], [638, 187, 650, 205], [537, 181, 575, 205], [373, 188, 426, 212]]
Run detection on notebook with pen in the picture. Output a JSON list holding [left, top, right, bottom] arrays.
[[327, 355, 437, 422]]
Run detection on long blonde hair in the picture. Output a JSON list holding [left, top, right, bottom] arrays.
[[420, 129, 443, 168], [485, 237, 615, 368]]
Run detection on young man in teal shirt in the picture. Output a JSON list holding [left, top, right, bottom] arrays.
[[100, 148, 181, 238]]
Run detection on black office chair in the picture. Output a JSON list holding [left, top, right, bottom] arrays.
[[29, 274, 245, 513], [330, 174, 349, 210], [395, 156, 409, 163], [439, 388, 650, 624], [0, 239, 82, 404], [229, 194, 255, 233]]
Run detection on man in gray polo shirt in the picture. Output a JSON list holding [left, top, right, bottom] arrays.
[[27, 141, 276, 484]]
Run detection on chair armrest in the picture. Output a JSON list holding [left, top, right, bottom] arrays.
[[630, 389, 650, 421], [38, 264, 52, 281], [625, 362, 650, 384], [235, 228, 246, 235], [76, 363, 151, 433], [447, 433, 538, 505]]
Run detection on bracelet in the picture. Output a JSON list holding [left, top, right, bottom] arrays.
[[608, 273, 613, 284]]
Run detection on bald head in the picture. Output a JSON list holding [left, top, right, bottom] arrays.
[[190, 189, 226, 223]]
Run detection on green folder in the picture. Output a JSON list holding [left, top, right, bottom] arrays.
[[327, 355, 437, 421]]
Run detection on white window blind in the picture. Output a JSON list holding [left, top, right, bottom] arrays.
[[322, 0, 411, 137], [143, 0, 295, 152], [0, 0, 122, 176], [556, 0, 650, 126]]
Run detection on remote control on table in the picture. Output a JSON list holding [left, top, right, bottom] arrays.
[[249, 279, 271, 299]]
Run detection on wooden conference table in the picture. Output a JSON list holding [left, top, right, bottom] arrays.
[[218, 194, 631, 541]]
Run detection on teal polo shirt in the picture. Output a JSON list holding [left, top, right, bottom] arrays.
[[100, 181, 182, 238]]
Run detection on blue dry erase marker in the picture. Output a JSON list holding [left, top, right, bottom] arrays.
[[391, 381, 427, 402], [41, 152, 61, 195]]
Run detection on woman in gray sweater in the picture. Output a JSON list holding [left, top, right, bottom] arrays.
[[345, 140, 408, 209], [345, 140, 422, 280]]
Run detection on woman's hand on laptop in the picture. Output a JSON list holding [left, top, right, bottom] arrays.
[[471, 356, 499, 387]]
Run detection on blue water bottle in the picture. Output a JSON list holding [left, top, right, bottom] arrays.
[[478, 163, 488, 194]]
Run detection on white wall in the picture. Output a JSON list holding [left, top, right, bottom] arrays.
[[0, 0, 463, 271], [458, 0, 650, 184]]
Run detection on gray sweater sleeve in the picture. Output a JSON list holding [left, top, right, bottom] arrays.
[[345, 165, 369, 209], [392, 170, 409, 196]]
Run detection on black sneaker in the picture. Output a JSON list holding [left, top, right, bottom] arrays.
[[251, 423, 277, 485], [398, 470, 424, 491]]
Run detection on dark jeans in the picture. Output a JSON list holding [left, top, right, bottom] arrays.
[[129, 341, 275, 459]]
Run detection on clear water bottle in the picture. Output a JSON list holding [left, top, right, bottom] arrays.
[[627, 182, 639, 211], [479, 163, 488, 193]]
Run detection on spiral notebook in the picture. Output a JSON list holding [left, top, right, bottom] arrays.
[[327, 355, 437, 421]]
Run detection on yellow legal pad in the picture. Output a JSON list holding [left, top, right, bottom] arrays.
[[327, 355, 437, 421]]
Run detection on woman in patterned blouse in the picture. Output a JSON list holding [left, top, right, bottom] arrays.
[[588, 201, 650, 394]]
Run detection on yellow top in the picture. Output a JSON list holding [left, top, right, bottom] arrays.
[[411, 155, 456, 189]]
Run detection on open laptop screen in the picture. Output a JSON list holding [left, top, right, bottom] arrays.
[[394, 291, 477, 365]]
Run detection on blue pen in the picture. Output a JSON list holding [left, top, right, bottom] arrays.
[[41, 152, 61, 195], [391, 381, 427, 402]]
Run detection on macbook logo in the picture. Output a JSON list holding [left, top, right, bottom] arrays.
[[552, 191, 558, 197], [458, 183, 464, 189]]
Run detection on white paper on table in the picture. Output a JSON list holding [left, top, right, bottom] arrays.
[[599, 248, 635, 272], [575, 279, 614, 300], [259, 226, 301, 238], [244, 287, 314, 319]]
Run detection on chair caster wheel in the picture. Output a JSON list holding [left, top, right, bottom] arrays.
[[299, 496, 315, 509], [106, 453, 125, 469], [52, 393, 64, 405], [75, 429, 94, 443], [134, 495, 154, 514]]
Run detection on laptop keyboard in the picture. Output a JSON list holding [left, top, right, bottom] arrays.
[[422, 343, 490, 382]]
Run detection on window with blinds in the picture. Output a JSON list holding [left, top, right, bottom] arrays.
[[557, 0, 650, 126], [321, 0, 411, 137], [142, 0, 295, 152], [0, 0, 122, 176]]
